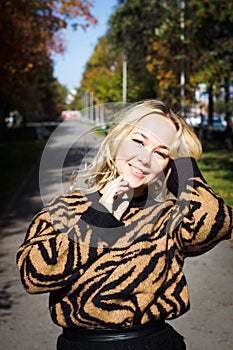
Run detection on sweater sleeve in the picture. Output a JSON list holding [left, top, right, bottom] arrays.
[[169, 158, 233, 256], [16, 192, 124, 294], [16, 206, 79, 293]]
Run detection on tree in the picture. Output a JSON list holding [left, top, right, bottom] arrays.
[[81, 0, 167, 104], [81, 32, 151, 104], [0, 0, 97, 120], [188, 0, 233, 122], [81, 35, 122, 103], [149, 0, 233, 115], [80, 0, 233, 118], [108, 0, 164, 100]]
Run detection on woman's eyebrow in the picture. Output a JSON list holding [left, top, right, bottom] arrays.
[[131, 132, 169, 150], [131, 131, 148, 139]]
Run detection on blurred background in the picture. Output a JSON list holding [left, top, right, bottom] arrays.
[[0, 0, 232, 213], [0, 1, 232, 349]]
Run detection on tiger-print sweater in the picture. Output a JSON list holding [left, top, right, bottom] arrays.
[[17, 171, 232, 329]]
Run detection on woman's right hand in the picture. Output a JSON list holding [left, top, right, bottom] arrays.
[[99, 174, 132, 220]]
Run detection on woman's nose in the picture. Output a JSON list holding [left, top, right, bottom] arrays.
[[137, 148, 151, 165]]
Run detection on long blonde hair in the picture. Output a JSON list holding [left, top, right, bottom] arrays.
[[70, 100, 202, 194]]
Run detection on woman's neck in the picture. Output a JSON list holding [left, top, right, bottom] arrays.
[[133, 186, 148, 198]]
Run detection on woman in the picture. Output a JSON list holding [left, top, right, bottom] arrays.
[[17, 100, 232, 350]]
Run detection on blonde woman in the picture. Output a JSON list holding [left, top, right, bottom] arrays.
[[17, 100, 232, 350]]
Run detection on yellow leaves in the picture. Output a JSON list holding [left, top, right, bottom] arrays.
[[158, 69, 175, 81], [24, 63, 34, 73]]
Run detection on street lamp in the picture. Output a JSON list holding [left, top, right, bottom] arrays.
[[177, 0, 185, 117]]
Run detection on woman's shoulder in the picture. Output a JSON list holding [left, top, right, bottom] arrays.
[[46, 189, 90, 212]]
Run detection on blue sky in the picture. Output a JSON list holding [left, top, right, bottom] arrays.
[[53, 0, 118, 90]]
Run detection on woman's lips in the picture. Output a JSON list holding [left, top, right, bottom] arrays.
[[128, 163, 146, 178]]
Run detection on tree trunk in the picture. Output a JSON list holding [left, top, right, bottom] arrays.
[[208, 84, 213, 125], [206, 84, 213, 141], [224, 79, 232, 150]]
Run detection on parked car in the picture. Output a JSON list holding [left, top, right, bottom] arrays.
[[202, 114, 227, 132], [185, 114, 202, 129]]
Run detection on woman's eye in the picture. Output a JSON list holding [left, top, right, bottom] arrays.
[[154, 151, 168, 159], [132, 138, 144, 145]]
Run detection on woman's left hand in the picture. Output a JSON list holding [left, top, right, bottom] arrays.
[[99, 174, 133, 220]]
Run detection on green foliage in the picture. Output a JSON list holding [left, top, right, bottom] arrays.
[[109, 0, 164, 100], [81, 0, 233, 107], [50, 79, 69, 116], [79, 0, 233, 113], [198, 148, 233, 207], [81, 46, 122, 103], [81, 35, 130, 103], [81, 0, 163, 104], [214, 99, 226, 115]]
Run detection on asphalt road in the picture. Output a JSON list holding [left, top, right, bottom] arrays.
[[0, 119, 232, 350]]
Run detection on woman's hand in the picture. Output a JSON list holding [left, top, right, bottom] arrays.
[[99, 174, 132, 220]]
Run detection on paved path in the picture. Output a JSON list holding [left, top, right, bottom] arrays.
[[0, 119, 232, 350]]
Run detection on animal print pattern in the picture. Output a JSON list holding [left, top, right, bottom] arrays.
[[17, 177, 232, 329]]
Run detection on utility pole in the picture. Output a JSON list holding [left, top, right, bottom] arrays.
[[89, 91, 94, 123], [178, 0, 185, 117], [122, 56, 127, 104]]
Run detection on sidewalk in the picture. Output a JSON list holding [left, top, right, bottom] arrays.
[[0, 119, 232, 350], [0, 120, 104, 350], [0, 159, 60, 350]]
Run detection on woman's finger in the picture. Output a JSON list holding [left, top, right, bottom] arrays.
[[99, 175, 130, 214]]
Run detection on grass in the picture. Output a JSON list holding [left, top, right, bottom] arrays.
[[92, 125, 108, 136], [198, 145, 233, 207]]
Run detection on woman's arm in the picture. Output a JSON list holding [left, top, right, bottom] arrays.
[[16, 193, 108, 294], [167, 158, 233, 256], [16, 192, 126, 294], [17, 209, 84, 294]]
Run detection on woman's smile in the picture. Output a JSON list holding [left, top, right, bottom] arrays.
[[128, 162, 147, 178]]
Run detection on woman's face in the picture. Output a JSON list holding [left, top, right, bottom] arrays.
[[115, 114, 177, 196]]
